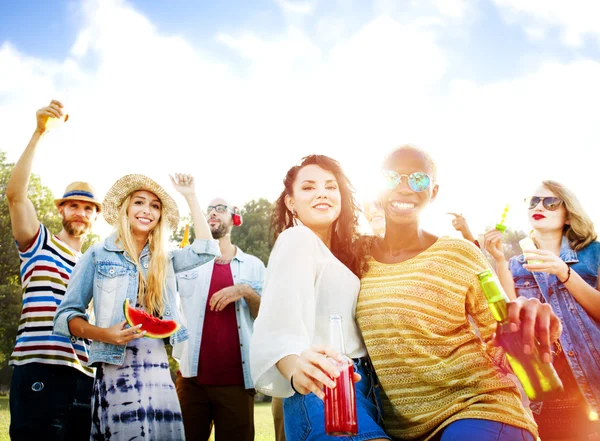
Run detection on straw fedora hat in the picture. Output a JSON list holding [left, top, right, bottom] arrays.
[[102, 174, 180, 231], [54, 181, 102, 211]]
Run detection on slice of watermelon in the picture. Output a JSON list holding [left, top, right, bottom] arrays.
[[123, 298, 180, 339]]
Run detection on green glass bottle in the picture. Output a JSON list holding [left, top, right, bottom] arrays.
[[478, 269, 563, 401]]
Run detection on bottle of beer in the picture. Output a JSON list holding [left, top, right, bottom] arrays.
[[324, 315, 358, 436], [179, 224, 190, 248], [478, 269, 563, 400]]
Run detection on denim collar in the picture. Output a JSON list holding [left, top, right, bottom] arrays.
[[103, 232, 151, 262], [516, 235, 578, 264], [559, 235, 578, 263], [232, 246, 246, 262]]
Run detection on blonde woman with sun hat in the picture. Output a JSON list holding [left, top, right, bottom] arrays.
[[54, 173, 220, 441]]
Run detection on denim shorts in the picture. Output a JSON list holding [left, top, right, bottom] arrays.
[[430, 419, 536, 441], [283, 357, 391, 441]]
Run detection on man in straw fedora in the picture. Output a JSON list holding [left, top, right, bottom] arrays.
[[6, 100, 101, 441]]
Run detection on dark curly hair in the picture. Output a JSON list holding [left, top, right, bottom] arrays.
[[271, 154, 367, 278]]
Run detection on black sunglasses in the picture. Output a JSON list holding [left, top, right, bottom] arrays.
[[525, 196, 563, 211]]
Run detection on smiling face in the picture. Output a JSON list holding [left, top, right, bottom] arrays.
[[126, 190, 162, 236], [284, 164, 342, 233], [378, 149, 438, 228], [527, 185, 569, 233]]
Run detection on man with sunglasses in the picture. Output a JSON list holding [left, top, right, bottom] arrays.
[[174, 197, 264, 441]]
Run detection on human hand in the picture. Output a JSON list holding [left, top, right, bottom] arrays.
[[103, 320, 145, 345], [36, 99, 65, 133], [290, 345, 361, 400], [447, 212, 475, 241], [483, 229, 506, 262], [522, 250, 570, 280], [170, 173, 196, 198], [209, 285, 245, 311], [503, 297, 562, 363]]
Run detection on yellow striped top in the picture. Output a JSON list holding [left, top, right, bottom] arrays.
[[356, 237, 538, 440]]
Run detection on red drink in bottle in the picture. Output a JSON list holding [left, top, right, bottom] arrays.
[[324, 315, 358, 436]]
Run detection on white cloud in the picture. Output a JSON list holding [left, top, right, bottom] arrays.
[[431, 0, 469, 19], [493, 0, 600, 46], [273, 0, 315, 15], [1, 0, 599, 240]]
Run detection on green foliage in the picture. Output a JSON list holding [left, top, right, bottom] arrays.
[[172, 198, 275, 266], [231, 198, 274, 266]]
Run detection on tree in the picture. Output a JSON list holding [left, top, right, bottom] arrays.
[[0, 150, 99, 389], [171, 198, 275, 266], [231, 198, 274, 266]]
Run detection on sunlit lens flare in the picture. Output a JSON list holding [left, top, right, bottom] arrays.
[[589, 410, 599, 421], [381, 170, 400, 190]]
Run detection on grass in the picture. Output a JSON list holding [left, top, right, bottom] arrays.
[[0, 396, 8, 441], [0, 396, 276, 441]]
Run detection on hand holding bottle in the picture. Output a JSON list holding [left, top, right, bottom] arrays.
[[479, 270, 563, 400], [36, 100, 66, 134], [290, 344, 361, 400]]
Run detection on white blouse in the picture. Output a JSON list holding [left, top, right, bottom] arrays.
[[250, 225, 367, 397]]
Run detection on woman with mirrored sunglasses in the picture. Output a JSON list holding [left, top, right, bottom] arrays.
[[355, 145, 565, 441], [484, 180, 600, 441]]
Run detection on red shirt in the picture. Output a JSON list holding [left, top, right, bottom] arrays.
[[196, 263, 244, 386]]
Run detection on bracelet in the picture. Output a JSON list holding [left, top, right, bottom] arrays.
[[559, 266, 571, 284], [290, 375, 301, 395]]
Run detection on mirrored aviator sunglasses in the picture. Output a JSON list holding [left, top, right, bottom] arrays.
[[382, 170, 432, 192], [525, 196, 563, 211]]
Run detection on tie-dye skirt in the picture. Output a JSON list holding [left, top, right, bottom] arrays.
[[91, 337, 185, 440]]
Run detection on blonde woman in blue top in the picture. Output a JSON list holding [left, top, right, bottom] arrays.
[[54, 173, 219, 441], [484, 180, 600, 441]]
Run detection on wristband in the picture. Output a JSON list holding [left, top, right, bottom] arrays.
[[290, 375, 301, 395], [559, 266, 571, 284]]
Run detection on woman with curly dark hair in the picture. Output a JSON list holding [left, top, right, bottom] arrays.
[[250, 155, 389, 441]]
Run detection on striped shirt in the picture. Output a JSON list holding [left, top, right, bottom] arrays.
[[356, 237, 538, 440], [9, 225, 93, 377]]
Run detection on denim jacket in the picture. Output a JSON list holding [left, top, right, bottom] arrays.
[[54, 233, 220, 366], [509, 237, 600, 414], [172, 247, 265, 389]]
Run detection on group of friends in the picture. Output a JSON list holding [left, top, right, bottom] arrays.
[[6, 100, 600, 441]]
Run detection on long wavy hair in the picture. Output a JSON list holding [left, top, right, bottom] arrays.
[[539, 180, 597, 251], [271, 155, 367, 277], [116, 193, 170, 317]]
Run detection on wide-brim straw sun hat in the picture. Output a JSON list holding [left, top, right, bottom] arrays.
[[102, 174, 180, 231]]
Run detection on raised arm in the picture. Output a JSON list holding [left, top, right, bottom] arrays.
[[170, 173, 212, 240], [483, 229, 517, 300], [7, 100, 65, 250]]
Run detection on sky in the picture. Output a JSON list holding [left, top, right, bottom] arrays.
[[1, 0, 599, 240]]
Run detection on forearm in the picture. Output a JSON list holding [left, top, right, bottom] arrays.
[[460, 228, 476, 243], [185, 194, 212, 240], [276, 354, 299, 381], [69, 316, 107, 342], [495, 259, 518, 300], [6, 130, 44, 201], [242, 287, 261, 318], [563, 271, 600, 321]]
